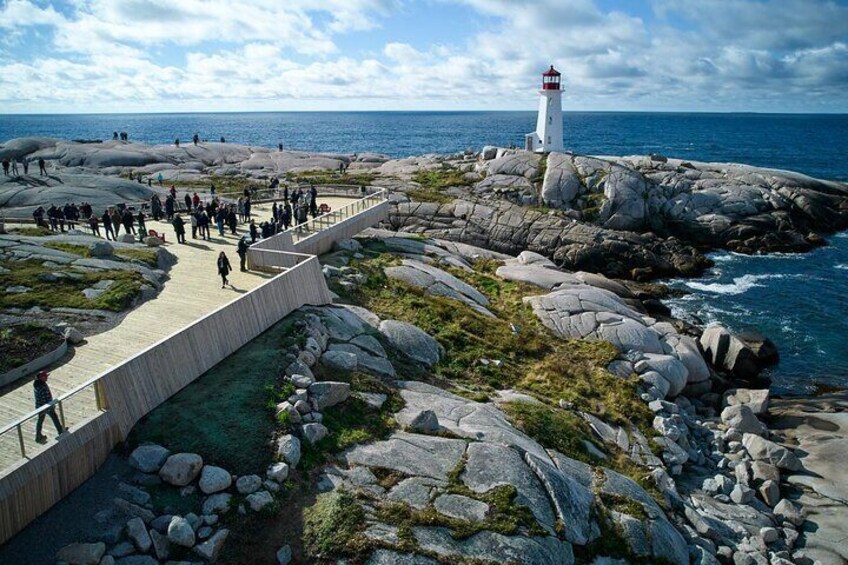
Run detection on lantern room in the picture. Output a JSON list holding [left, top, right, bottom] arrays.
[[542, 65, 561, 90]]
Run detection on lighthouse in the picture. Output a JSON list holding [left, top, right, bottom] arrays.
[[525, 65, 564, 153]]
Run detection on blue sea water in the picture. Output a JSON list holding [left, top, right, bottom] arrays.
[[1, 111, 847, 392]]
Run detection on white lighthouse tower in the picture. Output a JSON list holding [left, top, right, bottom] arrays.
[[525, 65, 564, 153]]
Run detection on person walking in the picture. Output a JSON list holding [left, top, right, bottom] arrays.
[[282, 203, 292, 231], [22, 157, 29, 175], [11, 159, 19, 176], [111, 208, 122, 237], [227, 206, 237, 234], [137, 209, 147, 235], [172, 214, 186, 244], [237, 236, 249, 272], [190, 211, 198, 239], [157, 172, 164, 186], [102, 209, 115, 240], [34, 371, 66, 443], [216, 208, 226, 237], [217, 251, 232, 288], [199, 210, 210, 241], [88, 214, 101, 237], [192, 192, 200, 210], [165, 194, 175, 221]]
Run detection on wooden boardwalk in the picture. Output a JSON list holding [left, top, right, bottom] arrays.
[[0, 196, 356, 468]]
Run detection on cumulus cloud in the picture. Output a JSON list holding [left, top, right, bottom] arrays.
[[0, 0, 846, 112]]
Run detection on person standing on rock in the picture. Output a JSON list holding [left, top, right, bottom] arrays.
[[111, 208, 122, 237], [11, 159, 19, 176], [157, 172, 163, 186], [101, 209, 115, 240], [121, 208, 135, 235], [172, 214, 186, 244], [137, 209, 147, 235], [237, 236, 249, 272], [88, 214, 101, 237], [217, 251, 232, 288], [2, 159, 9, 175], [34, 371, 66, 444], [22, 157, 29, 175], [38, 158, 47, 175]]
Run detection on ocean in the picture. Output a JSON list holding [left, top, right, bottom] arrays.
[[1, 111, 847, 393]]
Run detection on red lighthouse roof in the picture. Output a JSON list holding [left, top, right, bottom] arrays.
[[542, 65, 561, 77]]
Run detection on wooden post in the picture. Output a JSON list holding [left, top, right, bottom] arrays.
[[16, 424, 25, 458]]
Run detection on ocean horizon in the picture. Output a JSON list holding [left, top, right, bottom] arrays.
[[2, 110, 847, 393]]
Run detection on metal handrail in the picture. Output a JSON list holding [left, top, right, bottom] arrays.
[[288, 189, 386, 244], [0, 190, 388, 463]]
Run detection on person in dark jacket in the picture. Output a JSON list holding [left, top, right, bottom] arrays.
[[34, 371, 65, 443], [172, 214, 186, 244], [137, 209, 147, 235], [282, 203, 292, 230], [237, 236, 249, 272], [88, 214, 100, 237], [184, 193, 192, 213], [217, 251, 232, 288], [165, 194, 175, 220], [122, 208, 135, 235], [102, 209, 115, 240], [227, 206, 238, 235], [248, 219, 258, 243]]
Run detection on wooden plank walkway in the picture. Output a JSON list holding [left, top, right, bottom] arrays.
[[0, 196, 356, 468]]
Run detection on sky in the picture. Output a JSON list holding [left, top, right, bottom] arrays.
[[0, 0, 847, 114]]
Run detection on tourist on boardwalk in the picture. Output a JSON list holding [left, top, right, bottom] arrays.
[[190, 211, 198, 239], [172, 214, 186, 244], [111, 208, 122, 237], [184, 193, 192, 213], [34, 371, 65, 444], [192, 192, 200, 209], [101, 209, 115, 240], [46, 205, 58, 231], [237, 197, 245, 223], [81, 202, 92, 220], [32, 206, 46, 228], [199, 210, 210, 241], [249, 219, 258, 243], [63, 203, 75, 229], [151, 194, 162, 221], [137, 209, 147, 235], [272, 202, 278, 222], [244, 196, 252, 221], [217, 251, 232, 288], [227, 206, 238, 234], [38, 158, 47, 175], [164, 194, 175, 221], [237, 236, 249, 272], [216, 208, 226, 237], [283, 185, 289, 203], [282, 203, 292, 230], [88, 214, 100, 237], [122, 208, 135, 235], [169, 185, 177, 199]]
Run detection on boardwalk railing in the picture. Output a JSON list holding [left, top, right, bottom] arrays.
[[0, 189, 390, 545]]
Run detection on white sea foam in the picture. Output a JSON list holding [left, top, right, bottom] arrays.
[[836, 264, 848, 270], [685, 274, 784, 295]]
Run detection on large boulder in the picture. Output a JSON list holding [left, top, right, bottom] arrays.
[[721, 405, 766, 435], [742, 434, 802, 471], [308, 381, 351, 410], [379, 320, 442, 367], [56, 542, 106, 565], [276, 434, 302, 467], [198, 465, 232, 494], [159, 453, 203, 486], [167, 516, 196, 548], [700, 325, 762, 379], [723, 388, 770, 416], [128, 444, 170, 473]]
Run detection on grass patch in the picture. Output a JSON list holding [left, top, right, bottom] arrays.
[[407, 165, 468, 203], [8, 226, 52, 237], [501, 402, 600, 464], [303, 489, 367, 560], [581, 192, 607, 222], [43, 241, 91, 257], [287, 169, 376, 186], [114, 248, 159, 268], [129, 319, 296, 474], [0, 259, 145, 312], [0, 323, 64, 372]]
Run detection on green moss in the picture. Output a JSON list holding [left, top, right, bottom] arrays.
[[43, 241, 91, 257], [298, 395, 399, 472], [9, 226, 52, 237], [114, 248, 159, 268], [407, 166, 468, 203], [0, 259, 145, 312], [287, 169, 376, 186], [0, 324, 64, 372], [303, 489, 367, 559], [502, 402, 599, 463]]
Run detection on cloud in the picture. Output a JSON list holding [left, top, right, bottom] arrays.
[[0, 0, 846, 112]]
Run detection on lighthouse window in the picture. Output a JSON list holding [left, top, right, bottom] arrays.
[[548, 117, 552, 124], [547, 136, 551, 144]]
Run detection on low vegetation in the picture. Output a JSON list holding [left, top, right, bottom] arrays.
[[8, 226, 52, 237], [0, 323, 64, 373], [408, 166, 467, 203], [0, 259, 145, 312], [287, 169, 376, 187], [303, 489, 367, 560]]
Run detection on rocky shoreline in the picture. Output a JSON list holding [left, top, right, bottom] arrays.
[[1, 137, 847, 564]]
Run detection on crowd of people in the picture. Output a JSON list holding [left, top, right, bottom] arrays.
[[2, 157, 49, 176]]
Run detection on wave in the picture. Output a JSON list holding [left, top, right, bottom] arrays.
[[837, 264, 848, 270], [684, 273, 785, 295]]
